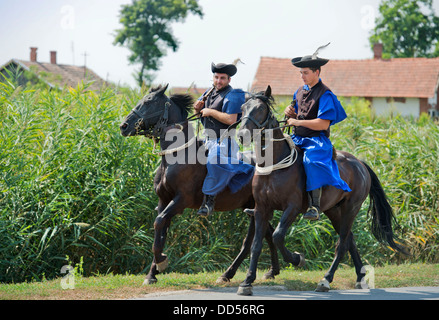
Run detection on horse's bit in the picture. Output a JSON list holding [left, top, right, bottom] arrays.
[[132, 101, 171, 138]]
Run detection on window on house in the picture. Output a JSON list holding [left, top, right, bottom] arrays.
[[386, 97, 406, 103]]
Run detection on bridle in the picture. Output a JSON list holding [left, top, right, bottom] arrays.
[[131, 100, 172, 138], [240, 107, 276, 131], [240, 98, 298, 174], [132, 98, 203, 140]]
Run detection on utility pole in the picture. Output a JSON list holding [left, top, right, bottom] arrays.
[[71, 42, 75, 65], [81, 51, 89, 78]]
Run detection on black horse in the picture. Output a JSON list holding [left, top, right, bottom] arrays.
[[120, 84, 292, 285], [236, 86, 408, 295]]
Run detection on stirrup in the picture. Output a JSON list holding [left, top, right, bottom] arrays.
[[303, 206, 320, 221], [197, 205, 211, 217], [197, 195, 215, 217]]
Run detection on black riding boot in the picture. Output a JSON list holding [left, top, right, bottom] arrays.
[[303, 188, 322, 221], [197, 194, 216, 217]]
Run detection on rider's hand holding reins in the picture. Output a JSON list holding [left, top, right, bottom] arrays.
[[194, 100, 204, 116], [284, 104, 297, 119]]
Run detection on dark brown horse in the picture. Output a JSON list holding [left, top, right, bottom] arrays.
[[120, 84, 288, 284], [236, 86, 408, 295]]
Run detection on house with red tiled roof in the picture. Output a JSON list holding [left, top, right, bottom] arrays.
[[170, 86, 210, 97], [0, 47, 107, 91], [252, 44, 439, 117]]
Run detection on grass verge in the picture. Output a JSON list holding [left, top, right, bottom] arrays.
[[0, 263, 437, 300]]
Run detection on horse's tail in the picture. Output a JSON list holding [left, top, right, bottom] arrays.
[[362, 161, 410, 255]]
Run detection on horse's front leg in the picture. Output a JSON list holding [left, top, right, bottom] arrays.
[[217, 215, 255, 283], [237, 208, 269, 296], [273, 205, 305, 267], [218, 217, 279, 284], [262, 222, 280, 280], [144, 197, 183, 285]]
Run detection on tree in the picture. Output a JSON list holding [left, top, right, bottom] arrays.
[[113, 0, 203, 86], [369, 0, 439, 58]]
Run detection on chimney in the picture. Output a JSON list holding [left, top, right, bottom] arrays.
[[373, 43, 383, 60], [50, 51, 57, 64], [30, 47, 38, 62]]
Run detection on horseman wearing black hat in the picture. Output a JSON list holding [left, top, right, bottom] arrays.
[[285, 44, 351, 221], [194, 62, 254, 216]]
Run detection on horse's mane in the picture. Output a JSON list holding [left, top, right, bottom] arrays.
[[149, 85, 194, 118], [170, 94, 194, 118]]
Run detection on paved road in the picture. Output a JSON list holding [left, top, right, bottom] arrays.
[[136, 285, 439, 300]]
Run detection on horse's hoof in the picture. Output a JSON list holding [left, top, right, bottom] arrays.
[[156, 256, 169, 273], [216, 276, 230, 284], [237, 285, 253, 296], [143, 278, 157, 285], [315, 278, 330, 292], [262, 272, 275, 280], [294, 252, 306, 268], [355, 281, 369, 289]]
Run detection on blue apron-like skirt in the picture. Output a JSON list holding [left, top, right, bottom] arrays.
[[292, 133, 352, 192], [203, 138, 254, 196]]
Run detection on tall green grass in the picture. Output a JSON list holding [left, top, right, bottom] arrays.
[[336, 99, 439, 263], [0, 77, 158, 282], [1, 76, 438, 284]]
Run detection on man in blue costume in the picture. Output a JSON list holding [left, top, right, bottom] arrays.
[[285, 46, 351, 221], [194, 62, 254, 216]]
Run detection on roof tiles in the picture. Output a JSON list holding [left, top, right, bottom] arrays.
[[252, 57, 439, 98]]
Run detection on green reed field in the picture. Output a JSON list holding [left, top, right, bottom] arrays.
[[1, 76, 438, 284]]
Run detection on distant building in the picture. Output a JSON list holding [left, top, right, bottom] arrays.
[[252, 44, 439, 117], [170, 86, 210, 97], [0, 47, 107, 91]]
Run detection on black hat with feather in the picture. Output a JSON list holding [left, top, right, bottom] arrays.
[[211, 62, 237, 77], [291, 42, 331, 68]]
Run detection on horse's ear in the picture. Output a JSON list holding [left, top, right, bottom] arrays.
[[158, 84, 169, 95], [264, 85, 272, 98]]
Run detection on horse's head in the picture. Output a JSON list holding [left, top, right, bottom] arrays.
[[120, 84, 170, 137], [238, 85, 276, 146]]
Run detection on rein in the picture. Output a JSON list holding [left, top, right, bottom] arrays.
[[151, 119, 199, 156], [255, 132, 298, 174], [154, 135, 197, 156]]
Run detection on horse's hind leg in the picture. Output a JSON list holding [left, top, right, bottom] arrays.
[[144, 198, 183, 285], [349, 236, 367, 289], [316, 205, 361, 292]]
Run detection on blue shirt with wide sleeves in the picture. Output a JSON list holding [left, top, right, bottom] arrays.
[[292, 81, 351, 192]]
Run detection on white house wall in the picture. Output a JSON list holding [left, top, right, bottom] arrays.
[[272, 95, 421, 117], [372, 97, 420, 117]]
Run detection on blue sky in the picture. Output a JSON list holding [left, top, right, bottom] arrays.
[[1, 0, 438, 90]]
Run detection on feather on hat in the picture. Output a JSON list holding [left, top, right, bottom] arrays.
[[291, 42, 331, 68]]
